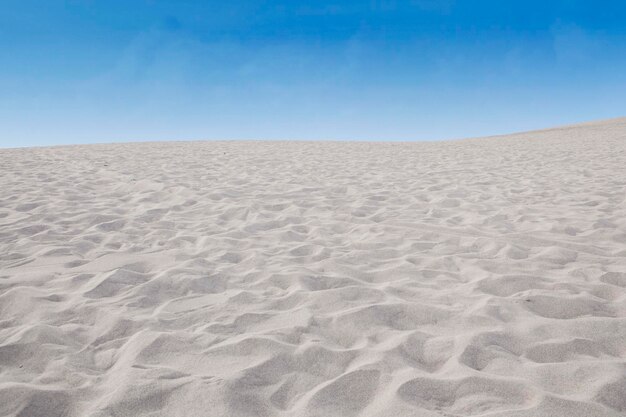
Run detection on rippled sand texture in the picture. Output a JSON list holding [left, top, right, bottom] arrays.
[[1, 118, 626, 417]]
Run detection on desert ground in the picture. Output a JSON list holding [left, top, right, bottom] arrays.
[[1, 118, 625, 417]]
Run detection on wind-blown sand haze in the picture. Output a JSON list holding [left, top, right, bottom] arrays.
[[1, 118, 626, 416]]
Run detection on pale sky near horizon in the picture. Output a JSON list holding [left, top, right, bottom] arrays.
[[1, 1, 626, 148]]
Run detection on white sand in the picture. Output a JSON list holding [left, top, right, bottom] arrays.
[[1, 118, 626, 417]]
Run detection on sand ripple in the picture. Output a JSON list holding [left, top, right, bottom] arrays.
[[1, 118, 626, 416]]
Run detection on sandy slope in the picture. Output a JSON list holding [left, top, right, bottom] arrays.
[[1, 118, 626, 417]]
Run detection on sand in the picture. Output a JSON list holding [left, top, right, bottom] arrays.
[[1, 118, 626, 417]]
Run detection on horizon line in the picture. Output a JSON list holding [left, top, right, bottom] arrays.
[[2, 115, 625, 151]]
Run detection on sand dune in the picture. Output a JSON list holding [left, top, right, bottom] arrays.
[[1, 118, 626, 416]]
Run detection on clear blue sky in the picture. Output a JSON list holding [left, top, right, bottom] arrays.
[[1, 1, 625, 147]]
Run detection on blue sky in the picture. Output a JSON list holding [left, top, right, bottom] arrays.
[[1, 1, 626, 147]]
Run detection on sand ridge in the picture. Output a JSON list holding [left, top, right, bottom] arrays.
[[1, 118, 626, 416]]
